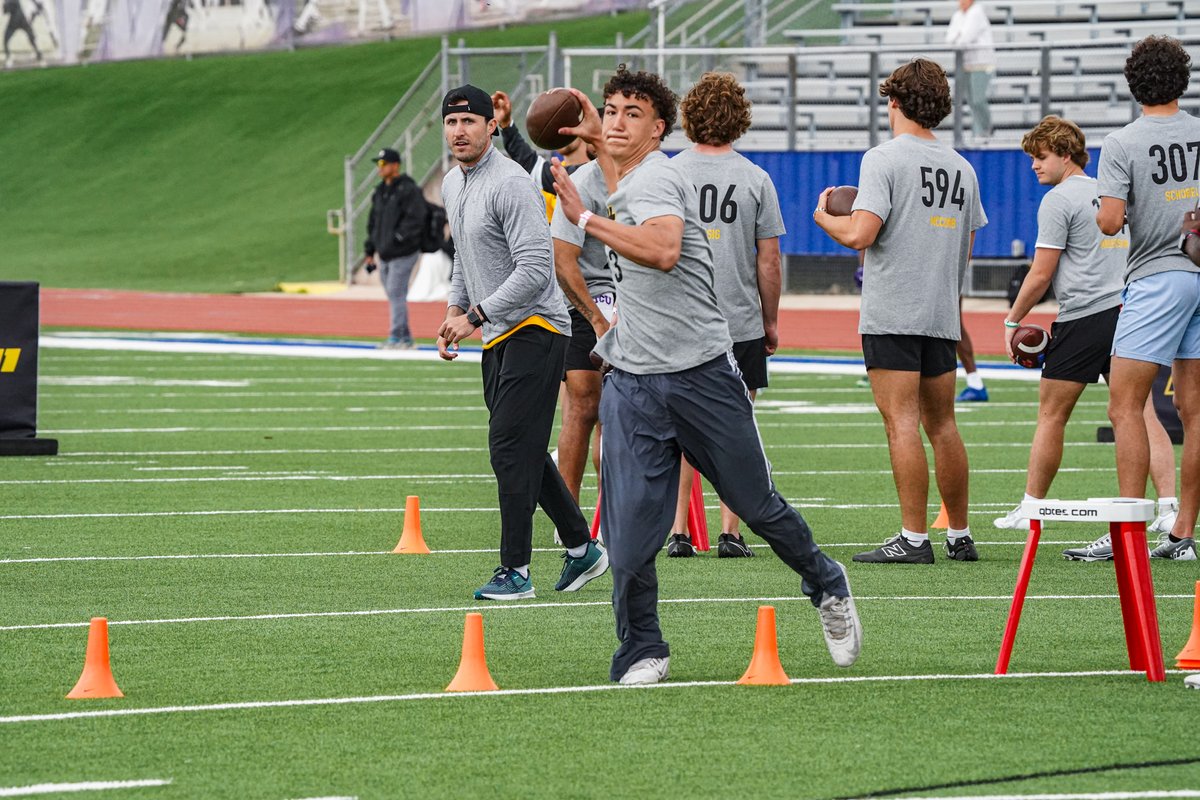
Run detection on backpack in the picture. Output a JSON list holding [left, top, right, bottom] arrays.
[[420, 202, 447, 254]]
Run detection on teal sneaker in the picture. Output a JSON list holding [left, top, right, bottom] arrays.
[[555, 540, 610, 592], [474, 567, 535, 601]]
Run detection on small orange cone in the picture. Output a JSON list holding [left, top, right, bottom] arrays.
[[1175, 581, 1200, 669], [67, 617, 124, 700], [931, 502, 949, 529], [394, 495, 431, 554], [737, 606, 790, 686], [445, 613, 500, 692]]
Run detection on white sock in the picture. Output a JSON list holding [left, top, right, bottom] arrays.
[[901, 528, 928, 546], [1159, 496, 1178, 513], [947, 526, 971, 542], [966, 371, 984, 390], [566, 543, 589, 559], [512, 565, 529, 578]]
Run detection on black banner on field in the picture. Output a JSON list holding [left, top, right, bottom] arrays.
[[1153, 365, 1183, 444], [0, 282, 58, 456]]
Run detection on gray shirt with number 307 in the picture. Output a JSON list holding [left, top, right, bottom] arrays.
[[853, 134, 987, 341]]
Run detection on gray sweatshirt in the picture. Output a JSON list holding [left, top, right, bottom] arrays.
[[442, 144, 569, 345]]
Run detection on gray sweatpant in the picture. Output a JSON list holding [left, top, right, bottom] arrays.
[[380, 253, 419, 342], [598, 353, 847, 681]]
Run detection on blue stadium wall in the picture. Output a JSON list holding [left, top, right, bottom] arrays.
[[740, 147, 1101, 258]]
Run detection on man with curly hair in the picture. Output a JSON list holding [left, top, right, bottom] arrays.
[[662, 72, 786, 560], [815, 58, 987, 564], [550, 66, 861, 685], [995, 115, 1179, 558], [1097, 35, 1200, 560]]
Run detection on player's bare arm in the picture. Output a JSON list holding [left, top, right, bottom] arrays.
[[813, 187, 883, 249], [491, 91, 512, 128], [1096, 196, 1126, 236], [553, 237, 610, 338], [555, 89, 619, 193], [1003, 248, 1061, 360], [755, 237, 782, 355], [1183, 207, 1200, 267]]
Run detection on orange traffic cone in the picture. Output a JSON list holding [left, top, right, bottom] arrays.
[[1175, 581, 1200, 669], [737, 606, 790, 686], [931, 502, 949, 529], [445, 613, 500, 692], [66, 617, 124, 699], [686, 476, 710, 551], [394, 495, 430, 554]]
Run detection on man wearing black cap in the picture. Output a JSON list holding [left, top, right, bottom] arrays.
[[437, 84, 609, 601], [365, 147, 426, 349]]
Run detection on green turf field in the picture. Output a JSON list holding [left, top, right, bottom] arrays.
[[2, 342, 1197, 799]]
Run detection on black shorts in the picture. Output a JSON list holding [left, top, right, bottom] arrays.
[[563, 308, 600, 375], [1042, 305, 1120, 384], [862, 333, 957, 377], [730, 337, 769, 390]]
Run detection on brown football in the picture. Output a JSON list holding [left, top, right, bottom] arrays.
[[525, 88, 583, 151], [1012, 324, 1051, 369], [826, 185, 858, 217]]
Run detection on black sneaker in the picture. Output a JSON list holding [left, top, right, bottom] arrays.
[[666, 533, 695, 558], [852, 534, 934, 564], [944, 535, 979, 562], [717, 533, 755, 558]]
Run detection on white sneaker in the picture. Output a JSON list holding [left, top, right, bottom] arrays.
[[1149, 500, 1179, 534], [1186, 674, 1200, 690], [817, 562, 862, 668], [619, 656, 669, 685], [993, 504, 1030, 530]]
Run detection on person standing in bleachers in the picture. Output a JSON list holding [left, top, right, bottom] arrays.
[[945, 0, 995, 139]]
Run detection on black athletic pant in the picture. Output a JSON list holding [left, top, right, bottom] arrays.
[[481, 325, 590, 569]]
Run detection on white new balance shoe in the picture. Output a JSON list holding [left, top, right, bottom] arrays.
[[619, 657, 669, 685]]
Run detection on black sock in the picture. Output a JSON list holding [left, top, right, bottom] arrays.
[[1170, 534, 1183, 543]]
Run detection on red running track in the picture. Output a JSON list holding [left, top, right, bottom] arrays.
[[40, 288, 1052, 356]]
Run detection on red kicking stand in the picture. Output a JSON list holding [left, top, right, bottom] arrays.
[[995, 497, 1165, 682]]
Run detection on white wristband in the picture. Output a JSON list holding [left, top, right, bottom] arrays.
[[577, 210, 594, 231]]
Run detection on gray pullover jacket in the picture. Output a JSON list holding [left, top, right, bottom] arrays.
[[442, 144, 569, 345]]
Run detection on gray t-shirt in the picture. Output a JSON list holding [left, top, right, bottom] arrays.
[[442, 145, 569, 345], [549, 160, 615, 297], [592, 150, 733, 374], [1097, 110, 1200, 284], [853, 134, 987, 340], [1034, 174, 1124, 322], [670, 149, 787, 342]]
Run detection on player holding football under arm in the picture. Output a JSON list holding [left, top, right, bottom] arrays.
[[814, 58, 986, 565], [665, 71, 786, 560], [994, 116, 1179, 559], [551, 66, 861, 685], [1096, 36, 1199, 561], [436, 84, 610, 600]]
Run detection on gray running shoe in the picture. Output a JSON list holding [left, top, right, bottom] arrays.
[[717, 533, 755, 558], [944, 535, 979, 562], [666, 533, 696, 558], [1062, 533, 1113, 562], [1150, 534, 1197, 561], [619, 656, 669, 685], [852, 534, 934, 564], [817, 562, 862, 668]]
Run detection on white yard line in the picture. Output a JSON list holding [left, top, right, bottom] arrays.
[[0, 539, 1128, 565], [0, 670, 1170, 726], [0, 779, 171, 796], [2, 593, 1190, 633]]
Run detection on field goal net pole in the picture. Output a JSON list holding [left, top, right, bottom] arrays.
[[995, 497, 1164, 682]]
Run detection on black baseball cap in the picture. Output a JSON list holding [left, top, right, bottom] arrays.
[[441, 84, 499, 136], [376, 148, 401, 164]]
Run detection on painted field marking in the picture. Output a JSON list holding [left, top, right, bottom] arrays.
[[0, 670, 1178, 726], [0, 466, 1116, 487], [0, 779, 171, 796], [0, 539, 1130, 566], [2, 593, 1190, 633], [885, 793, 1200, 800]]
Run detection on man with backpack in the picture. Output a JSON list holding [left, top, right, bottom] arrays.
[[365, 148, 427, 349]]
